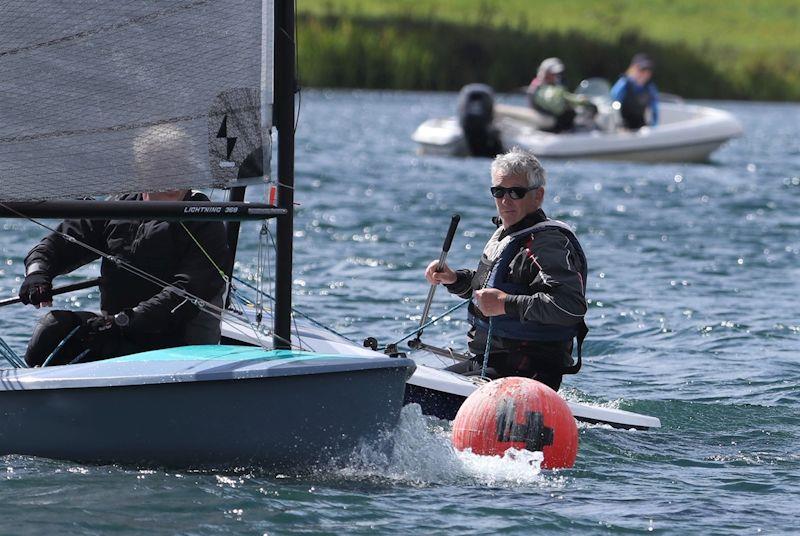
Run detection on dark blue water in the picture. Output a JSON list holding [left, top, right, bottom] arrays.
[[2, 91, 799, 534]]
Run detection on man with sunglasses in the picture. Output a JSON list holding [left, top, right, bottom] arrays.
[[424, 147, 588, 391]]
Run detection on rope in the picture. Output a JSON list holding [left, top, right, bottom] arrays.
[[388, 299, 470, 348], [480, 316, 494, 379], [42, 325, 81, 367], [231, 275, 358, 344], [179, 222, 229, 283], [0, 335, 25, 368], [0, 200, 304, 353]]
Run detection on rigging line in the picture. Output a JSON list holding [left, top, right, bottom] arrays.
[[273, 180, 296, 191], [292, 311, 305, 351], [225, 291, 305, 351], [0, 201, 182, 292], [179, 222, 229, 283], [0, 200, 277, 350], [0, 335, 25, 368], [293, 0, 302, 134], [231, 275, 358, 345], [480, 317, 493, 379], [256, 222, 269, 322], [259, 222, 303, 350], [0, 219, 301, 357], [223, 291, 302, 351], [387, 299, 471, 348]]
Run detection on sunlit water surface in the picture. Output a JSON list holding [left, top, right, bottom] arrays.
[[2, 91, 799, 534]]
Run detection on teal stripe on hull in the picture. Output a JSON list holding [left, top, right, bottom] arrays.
[[110, 345, 361, 364]]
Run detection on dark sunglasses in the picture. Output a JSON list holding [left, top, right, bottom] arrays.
[[490, 185, 538, 200]]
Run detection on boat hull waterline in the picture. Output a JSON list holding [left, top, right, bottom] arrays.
[[220, 316, 662, 430], [0, 346, 415, 468]]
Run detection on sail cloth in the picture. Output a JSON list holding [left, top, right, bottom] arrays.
[[0, 0, 273, 201]]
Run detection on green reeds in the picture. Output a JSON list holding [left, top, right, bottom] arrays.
[[297, 0, 800, 100]]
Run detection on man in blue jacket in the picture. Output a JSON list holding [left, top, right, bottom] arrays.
[[610, 53, 660, 130]]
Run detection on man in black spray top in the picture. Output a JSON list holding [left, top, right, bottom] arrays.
[[18, 187, 230, 367], [424, 147, 588, 391]]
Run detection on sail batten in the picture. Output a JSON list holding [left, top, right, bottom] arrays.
[[0, 1, 272, 201]]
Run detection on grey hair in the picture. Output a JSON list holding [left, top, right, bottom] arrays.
[[490, 147, 546, 188]]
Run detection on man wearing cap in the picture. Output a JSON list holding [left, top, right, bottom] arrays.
[[526, 57, 592, 133], [424, 147, 588, 391], [610, 53, 660, 130]]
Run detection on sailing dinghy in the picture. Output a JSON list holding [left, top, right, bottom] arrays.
[[220, 310, 661, 431], [0, 0, 414, 468]]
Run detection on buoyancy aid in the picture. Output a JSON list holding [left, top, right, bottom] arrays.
[[619, 78, 653, 129], [468, 219, 588, 372]]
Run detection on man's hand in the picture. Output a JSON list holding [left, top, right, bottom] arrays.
[[475, 288, 509, 316], [79, 314, 121, 352], [424, 260, 457, 285], [18, 272, 53, 308]]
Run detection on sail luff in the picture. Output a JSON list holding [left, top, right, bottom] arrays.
[[262, 0, 275, 184]]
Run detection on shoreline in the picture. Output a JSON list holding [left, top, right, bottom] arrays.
[[297, 13, 800, 102]]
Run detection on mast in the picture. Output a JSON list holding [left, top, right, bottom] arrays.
[[273, 0, 296, 350]]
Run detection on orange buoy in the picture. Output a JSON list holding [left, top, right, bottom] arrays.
[[452, 377, 578, 469]]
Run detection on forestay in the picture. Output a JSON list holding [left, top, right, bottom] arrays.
[[0, 0, 274, 201]]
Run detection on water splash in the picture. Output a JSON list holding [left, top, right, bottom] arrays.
[[336, 404, 565, 488]]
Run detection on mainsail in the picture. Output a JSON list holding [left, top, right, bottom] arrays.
[[0, 0, 273, 201]]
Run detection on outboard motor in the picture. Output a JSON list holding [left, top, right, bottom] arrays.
[[457, 84, 503, 158]]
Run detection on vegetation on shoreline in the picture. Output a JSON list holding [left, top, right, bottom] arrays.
[[297, 0, 800, 100]]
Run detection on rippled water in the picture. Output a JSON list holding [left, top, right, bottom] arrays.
[[2, 91, 799, 534]]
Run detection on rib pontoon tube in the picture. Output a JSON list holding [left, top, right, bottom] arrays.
[[413, 101, 742, 163]]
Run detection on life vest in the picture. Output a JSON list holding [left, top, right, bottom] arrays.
[[527, 83, 576, 133], [619, 78, 653, 129], [529, 83, 559, 118], [468, 219, 588, 372]]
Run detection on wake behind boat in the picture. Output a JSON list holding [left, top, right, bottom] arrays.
[[412, 81, 743, 163]]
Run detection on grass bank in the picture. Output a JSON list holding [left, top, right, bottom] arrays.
[[297, 0, 800, 100]]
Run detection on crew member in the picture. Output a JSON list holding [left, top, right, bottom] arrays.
[[18, 189, 230, 366], [424, 147, 588, 391], [610, 53, 660, 129], [526, 57, 592, 133]]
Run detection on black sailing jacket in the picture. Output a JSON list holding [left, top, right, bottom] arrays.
[[24, 192, 230, 349], [445, 209, 588, 373]]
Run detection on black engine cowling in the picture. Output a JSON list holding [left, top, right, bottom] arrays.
[[457, 84, 503, 158]]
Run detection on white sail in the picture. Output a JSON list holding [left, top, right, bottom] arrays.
[[0, 0, 273, 201]]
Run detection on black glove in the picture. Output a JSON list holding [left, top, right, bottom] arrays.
[[19, 272, 53, 306], [80, 315, 121, 352]]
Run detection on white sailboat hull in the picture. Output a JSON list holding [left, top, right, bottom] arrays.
[[220, 315, 661, 430]]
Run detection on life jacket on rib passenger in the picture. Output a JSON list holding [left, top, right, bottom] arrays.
[[468, 219, 589, 374], [619, 78, 653, 129]]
